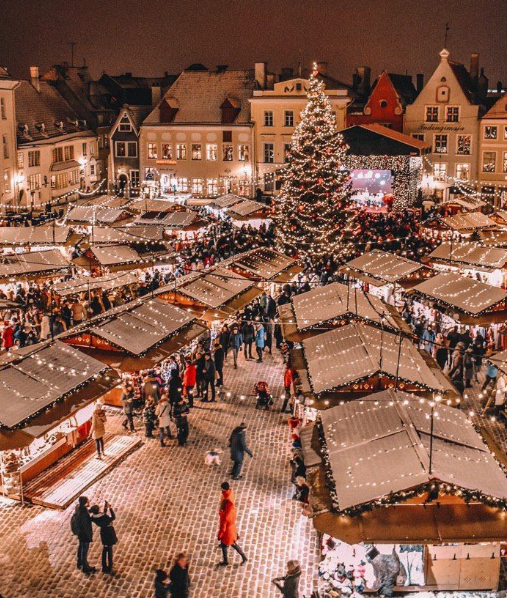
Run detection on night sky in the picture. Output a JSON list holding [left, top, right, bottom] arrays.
[[1, 0, 506, 86]]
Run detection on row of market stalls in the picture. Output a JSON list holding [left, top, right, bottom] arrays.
[[0, 248, 300, 509], [279, 250, 507, 592]]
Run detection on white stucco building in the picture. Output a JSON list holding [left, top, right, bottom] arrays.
[[0, 67, 19, 208]]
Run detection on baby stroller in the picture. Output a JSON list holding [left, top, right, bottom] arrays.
[[254, 381, 273, 410]]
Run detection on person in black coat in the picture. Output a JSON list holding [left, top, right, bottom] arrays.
[[240, 321, 254, 359], [201, 353, 216, 402], [173, 397, 190, 446], [219, 325, 231, 361], [155, 569, 171, 598], [169, 552, 190, 598], [229, 423, 253, 480], [168, 372, 182, 406], [73, 495, 96, 573], [213, 341, 224, 387], [90, 501, 117, 573]]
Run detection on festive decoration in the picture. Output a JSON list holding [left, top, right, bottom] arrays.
[[275, 65, 352, 260]]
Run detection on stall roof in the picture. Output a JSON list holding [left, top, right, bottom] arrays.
[[176, 266, 255, 309], [225, 247, 297, 280], [426, 242, 507, 270], [67, 206, 127, 224], [439, 212, 498, 232], [88, 245, 142, 266], [208, 193, 244, 209], [88, 298, 196, 355], [226, 199, 266, 217], [292, 282, 398, 331], [0, 341, 110, 429], [117, 225, 166, 242], [84, 226, 134, 245], [492, 210, 507, 224], [52, 271, 140, 297], [440, 196, 486, 211], [410, 271, 507, 315], [82, 195, 133, 209], [133, 210, 200, 228], [303, 323, 443, 394], [0, 224, 73, 246], [0, 249, 70, 280], [480, 230, 507, 247], [342, 250, 425, 284], [318, 390, 507, 511]]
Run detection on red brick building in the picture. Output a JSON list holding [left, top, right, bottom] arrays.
[[347, 71, 419, 132]]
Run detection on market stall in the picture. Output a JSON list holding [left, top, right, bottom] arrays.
[[408, 271, 507, 326], [295, 323, 449, 407], [66, 205, 131, 226], [133, 208, 206, 237], [0, 224, 75, 248], [423, 242, 507, 287], [0, 341, 133, 508], [279, 282, 402, 343], [480, 229, 507, 247], [0, 248, 71, 282], [52, 271, 141, 299], [225, 198, 270, 226], [223, 247, 301, 287], [340, 250, 433, 304], [302, 390, 507, 592], [438, 212, 499, 235], [72, 244, 144, 273], [158, 266, 262, 321]]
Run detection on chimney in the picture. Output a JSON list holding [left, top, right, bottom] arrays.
[[316, 61, 328, 76], [216, 64, 228, 73], [266, 73, 276, 90], [151, 85, 161, 107], [255, 62, 267, 89], [470, 53, 479, 83], [416, 73, 424, 93], [356, 66, 371, 96], [280, 67, 294, 81], [30, 66, 40, 92]]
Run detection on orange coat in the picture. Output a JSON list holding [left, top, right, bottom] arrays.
[[218, 489, 238, 546]]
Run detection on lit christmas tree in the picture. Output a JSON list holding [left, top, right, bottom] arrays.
[[275, 65, 351, 260]]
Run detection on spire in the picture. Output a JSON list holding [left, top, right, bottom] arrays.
[[439, 48, 450, 61]]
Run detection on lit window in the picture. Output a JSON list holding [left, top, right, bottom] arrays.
[[82, 142, 87, 156], [207, 178, 219, 196], [222, 144, 233, 161], [176, 144, 187, 160], [284, 143, 291, 162], [162, 144, 172, 159], [147, 143, 158, 159], [27, 173, 42, 191], [482, 151, 496, 172], [4, 169, 11, 193], [484, 126, 498, 139], [206, 144, 218, 161], [434, 134, 448, 154], [130, 170, 140, 187], [456, 135, 471, 155], [191, 144, 202, 160], [264, 143, 274, 163], [456, 164, 470, 181], [503, 152, 507, 174], [28, 150, 40, 167], [176, 177, 188, 192], [192, 178, 203, 194], [433, 163, 447, 181], [238, 144, 250, 162], [17, 152, 24, 169]]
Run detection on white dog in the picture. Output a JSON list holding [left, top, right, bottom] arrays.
[[205, 449, 222, 466]]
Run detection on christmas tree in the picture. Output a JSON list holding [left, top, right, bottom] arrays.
[[275, 65, 351, 260]]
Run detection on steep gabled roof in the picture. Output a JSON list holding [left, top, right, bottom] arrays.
[[15, 80, 95, 143], [144, 69, 256, 125], [448, 60, 475, 103], [387, 73, 418, 104], [482, 93, 507, 119]]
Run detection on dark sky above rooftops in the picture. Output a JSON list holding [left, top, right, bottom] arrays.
[[1, 0, 505, 86]]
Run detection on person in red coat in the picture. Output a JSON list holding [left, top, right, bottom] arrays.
[[2, 321, 14, 350], [217, 482, 247, 567], [182, 359, 197, 408]]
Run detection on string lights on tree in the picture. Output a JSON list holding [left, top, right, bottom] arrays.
[[275, 64, 352, 260]]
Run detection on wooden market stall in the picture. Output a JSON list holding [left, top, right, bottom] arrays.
[[279, 282, 403, 343], [223, 247, 302, 285], [72, 244, 145, 273], [0, 249, 71, 282], [422, 242, 507, 287], [225, 199, 270, 223], [52, 271, 141, 299], [132, 208, 206, 233], [480, 229, 507, 247], [302, 390, 507, 592], [294, 322, 451, 408], [438, 212, 498, 235], [157, 266, 263, 321], [340, 250, 433, 304], [0, 224, 75, 247], [66, 205, 131, 226], [0, 341, 141, 509], [408, 271, 507, 326]]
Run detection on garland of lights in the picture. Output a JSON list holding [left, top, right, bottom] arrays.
[[316, 415, 507, 517]]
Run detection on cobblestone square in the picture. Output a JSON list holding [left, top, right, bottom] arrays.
[[0, 350, 320, 598]]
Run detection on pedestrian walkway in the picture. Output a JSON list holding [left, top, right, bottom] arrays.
[[0, 350, 320, 598]]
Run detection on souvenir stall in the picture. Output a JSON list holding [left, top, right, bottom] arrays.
[[72, 244, 145, 274], [0, 341, 129, 509], [66, 205, 131, 226], [408, 272, 507, 350], [206, 193, 245, 218], [224, 199, 271, 229], [293, 322, 452, 409], [423, 242, 507, 288], [61, 297, 207, 406], [302, 390, 507, 594], [52, 271, 141, 302], [340, 250, 433, 305], [133, 208, 207, 241], [438, 196, 486, 216], [438, 212, 498, 237]]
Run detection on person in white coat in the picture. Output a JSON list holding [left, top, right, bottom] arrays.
[[494, 374, 507, 417], [156, 394, 173, 447]]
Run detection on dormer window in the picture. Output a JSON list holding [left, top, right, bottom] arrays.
[[221, 97, 241, 124], [160, 98, 179, 123], [118, 114, 132, 132], [55, 121, 65, 131]]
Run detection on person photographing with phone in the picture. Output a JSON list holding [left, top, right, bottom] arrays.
[[90, 500, 118, 574]]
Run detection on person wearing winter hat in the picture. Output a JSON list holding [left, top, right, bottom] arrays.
[[272, 560, 302, 598]]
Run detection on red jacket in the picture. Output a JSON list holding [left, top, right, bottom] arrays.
[[284, 368, 293, 388], [218, 489, 238, 546], [2, 325, 14, 349], [183, 364, 197, 387]]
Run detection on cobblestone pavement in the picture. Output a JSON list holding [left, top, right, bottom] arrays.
[[0, 350, 320, 598]]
